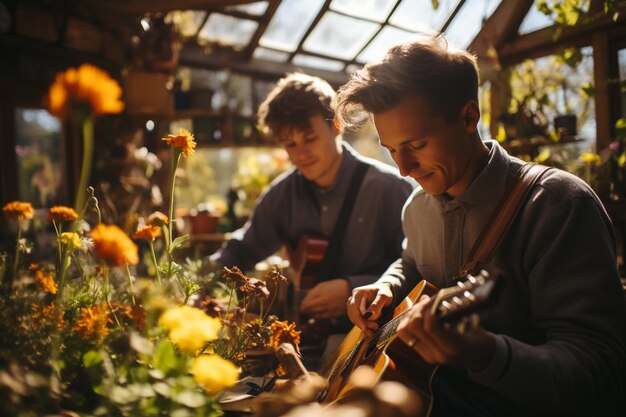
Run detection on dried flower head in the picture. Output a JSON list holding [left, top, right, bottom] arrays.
[[73, 304, 112, 344], [269, 320, 301, 350], [162, 128, 196, 157], [264, 266, 289, 285], [48, 206, 79, 222], [46, 64, 124, 118], [90, 224, 139, 267], [200, 297, 227, 318], [147, 211, 169, 226], [132, 225, 162, 241], [222, 266, 249, 287], [2, 201, 34, 220], [240, 278, 271, 300], [192, 354, 240, 394]]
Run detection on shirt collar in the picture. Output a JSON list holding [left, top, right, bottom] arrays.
[[458, 140, 510, 208]]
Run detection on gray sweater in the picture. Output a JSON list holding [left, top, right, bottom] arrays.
[[380, 140, 626, 416]]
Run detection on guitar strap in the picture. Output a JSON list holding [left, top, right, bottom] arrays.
[[457, 163, 553, 277], [316, 161, 369, 281]]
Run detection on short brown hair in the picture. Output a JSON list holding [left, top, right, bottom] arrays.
[[257, 73, 336, 137], [334, 36, 479, 129]]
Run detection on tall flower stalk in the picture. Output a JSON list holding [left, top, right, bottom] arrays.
[[2, 201, 34, 294]]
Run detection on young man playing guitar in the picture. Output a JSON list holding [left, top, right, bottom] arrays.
[[211, 73, 413, 352], [334, 37, 626, 416]]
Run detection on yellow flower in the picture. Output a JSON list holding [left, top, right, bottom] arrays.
[[34, 269, 57, 294], [159, 306, 221, 354], [90, 224, 139, 267], [60, 232, 82, 250], [2, 201, 34, 220], [192, 355, 240, 394], [579, 152, 601, 165], [269, 320, 301, 350], [162, 128, 196, 157], [48, 206, 79, 222], [73, 304, 111, 344], [132, 225, 162, 241], [46, 64, 124, 118]]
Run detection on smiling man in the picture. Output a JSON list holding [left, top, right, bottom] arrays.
[[334, 37, 626, 416], [211, 73, 413, 346]]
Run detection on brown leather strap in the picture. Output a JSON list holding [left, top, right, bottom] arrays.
[[457, 163, 553, 277]]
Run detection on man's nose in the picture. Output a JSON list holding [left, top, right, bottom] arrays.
[[397, 150, 416, 177]]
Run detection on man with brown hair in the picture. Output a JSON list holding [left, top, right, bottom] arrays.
[[337, 37, 626, 416], [212, 73, 412, 337]]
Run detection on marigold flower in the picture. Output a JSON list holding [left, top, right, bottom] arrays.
[[269, 320, 301, 350], [2, 201, 34, 220], [159, 306, 221, 354], [192, 354, 240, 394], [31, 304, 66, 331], [147, 211, 169, 226], [579, 152, 601, 165], [162, 128, 196, 157], [34, 269, 57, 294], [90, 224, 139, 267], [48, 206, 78, 222], [60, 232, 82, 250], [132, 225, 162, 241], [46, 64, 124, 118], [73, 304, 111, 344]]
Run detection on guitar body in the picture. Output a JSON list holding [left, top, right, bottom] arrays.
[[287, 235, 332, 347], [322, 280, 438, 407]]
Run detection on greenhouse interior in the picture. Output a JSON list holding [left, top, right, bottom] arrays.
[[1, 1, 626, 416]]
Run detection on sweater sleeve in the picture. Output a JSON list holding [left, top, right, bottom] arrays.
[[471, 196, 626, 414]]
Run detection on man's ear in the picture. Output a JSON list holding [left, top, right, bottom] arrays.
[[462, 100, 480, 133]]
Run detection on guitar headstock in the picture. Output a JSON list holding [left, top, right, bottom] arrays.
[[429, 270, 498, 333]]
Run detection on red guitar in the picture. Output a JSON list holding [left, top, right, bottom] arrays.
[[287, 235, 332, 348], [320, 270, 498, 413]]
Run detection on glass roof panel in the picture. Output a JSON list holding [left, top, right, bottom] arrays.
[[303, 12, 380, 60], [253, 47, 290, 62], [293, 54, 346, 72], [444, 0, 499, 50], [357, 26, 425, 63], [165, 11, 207, 38], [224, 1, 269, 16], [330, 0, 396, 23], [198, 14, 258, 48], [389, 0, 460, 34], [518, 1, 553, 35], [259, 0, 325, 52]]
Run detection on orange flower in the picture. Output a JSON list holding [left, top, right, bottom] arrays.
[[46, 64, 124, 118], [90, 224, 139, 266], [34, 269, 58, 294], [31, 304, 66, 331], [2, 201, 34, 220], [147, 211, 169, 226], [73, 304, 111, 344], [132, 225, 162, 241], [48, 206, 78, 222], [162, 128, 196, 157], [269, 320, 301, 350]]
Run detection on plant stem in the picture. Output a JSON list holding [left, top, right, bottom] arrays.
[[6, 220, 23, 294], [75, 117, 94, 213], [125, 262, 136, 306], [149, 240, 162, 286]]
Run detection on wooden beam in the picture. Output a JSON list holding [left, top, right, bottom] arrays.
[[243, 0, 280, 60], [288, 0, 332, 61], [179, 42, 348, 85], [593, 29, 612, 151], [80, 0, 256, 16]]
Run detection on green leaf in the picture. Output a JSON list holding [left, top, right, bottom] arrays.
[[83, 350, 104, 369], [172, 390, 207, 408], [129, 331, 154, 355], [110, 385, 139, 405], [153, 381, 172, 397], [170, 234, 190, 252], [153, 340, 178, 374]]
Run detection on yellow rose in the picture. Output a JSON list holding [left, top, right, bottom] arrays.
[[192, 355, 240, 394], [159, 306, 221, 354]]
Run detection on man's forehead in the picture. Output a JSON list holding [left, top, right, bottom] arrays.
[[277, 124, 313, 141]]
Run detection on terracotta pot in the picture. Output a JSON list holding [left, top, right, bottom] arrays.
[[185, 213, 220, 234]]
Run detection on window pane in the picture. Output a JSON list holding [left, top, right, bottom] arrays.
[[303, 12, 380, 60], [357, 26, 424, 63], [389, 0, 460, 33], [292, 54, 345, 71], [198, 14, 258, 48], [259, 0, 325, 52], [15, 108, 64, 206], [443, 0, 499, 50], [518, 0, 553, 35], [225, 1, 269, 16], [166, 11, 207, 38], [330, 0, 396, 22], [619, 48, 626, 120], [252, 47, 290, 62]]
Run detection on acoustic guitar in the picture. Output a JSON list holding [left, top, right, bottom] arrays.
[[286, 235, 332, 347], [320, 270, 498, 413]]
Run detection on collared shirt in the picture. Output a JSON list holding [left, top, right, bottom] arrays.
[[380, 140, 626, 416], [213, 142, 414, 290]]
